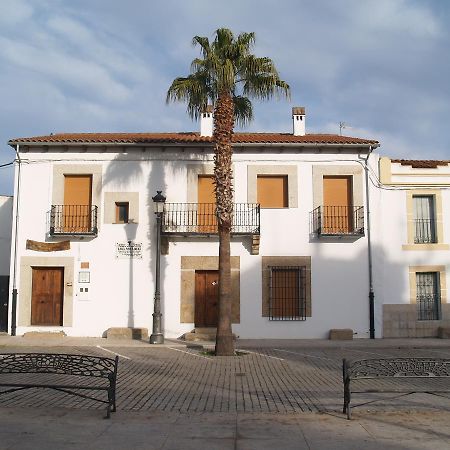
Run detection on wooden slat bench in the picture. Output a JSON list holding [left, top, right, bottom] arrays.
[[0, 353, 119, 418], [343, 357, 450, 419]]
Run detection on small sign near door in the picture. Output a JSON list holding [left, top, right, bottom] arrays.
[[115, 242, 143, 259]]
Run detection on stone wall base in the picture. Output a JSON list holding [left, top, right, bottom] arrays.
[[383, 304, 450, 338], [329, 329, 353, 340], [106, 327, 148, 340]]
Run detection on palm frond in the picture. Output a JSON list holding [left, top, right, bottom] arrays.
[[233, 96, 253, 127], [167, 27, 290, 124], [192, 36, 211, 58], [166, 75, 210, 120]]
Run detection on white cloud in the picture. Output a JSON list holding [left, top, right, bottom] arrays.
[[0, 0, 33, 26], [352, 0, 441, 38], [0, 0, 449, 195], [0, 36, 132, 102]]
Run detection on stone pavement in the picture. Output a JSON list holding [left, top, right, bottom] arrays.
[[0, 336, 449, 448], [1, 407, 450, 449]]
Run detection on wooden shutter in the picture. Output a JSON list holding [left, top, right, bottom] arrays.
[[63, 175, 92, 232], [323, 176, 352, 233], [197, 176, 216, 232], [257, 176, 288, 208]]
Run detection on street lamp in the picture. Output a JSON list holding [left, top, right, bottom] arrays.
[[150, 190, 166, 344]]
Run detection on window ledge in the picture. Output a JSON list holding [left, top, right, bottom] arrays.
[[402, 243, 450, 251]]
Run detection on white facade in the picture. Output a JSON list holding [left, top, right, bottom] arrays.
[[0, 195, 13, 276], [376, 158, 450, 337], [7, 126, 383, 339]]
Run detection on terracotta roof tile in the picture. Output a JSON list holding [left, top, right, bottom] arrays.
[[9, 132, 379, 146], [391, 159, 450, 169]]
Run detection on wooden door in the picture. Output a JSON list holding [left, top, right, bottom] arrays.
[[197, 175, 217, 232], [0, 276, 8, 332], [31, 268, 64, 326], [195, 270, 219, 327], [323, 176, 353, 233], [64, 175, 92, 232]]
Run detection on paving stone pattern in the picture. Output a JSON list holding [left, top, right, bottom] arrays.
[[1, 345, 449, 415]]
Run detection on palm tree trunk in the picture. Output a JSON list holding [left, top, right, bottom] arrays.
[[214, 92, 235, 356]]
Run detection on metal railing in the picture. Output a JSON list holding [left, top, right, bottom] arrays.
[[161, 203, 260, 235], [310, 206, 364, 236], [49, 205, 98, 235], [414, 219, 437, 244], [417, 294, 441, 320]]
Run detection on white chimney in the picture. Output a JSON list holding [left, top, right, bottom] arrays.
[[292, 106, 305, 136], [200, 105, 214, 137]]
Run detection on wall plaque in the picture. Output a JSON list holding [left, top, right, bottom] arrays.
[[115, 242, 143, 259], [26, 239, 70, 252]]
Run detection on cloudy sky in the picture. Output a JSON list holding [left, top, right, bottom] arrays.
[[1, 0, 449, 194]]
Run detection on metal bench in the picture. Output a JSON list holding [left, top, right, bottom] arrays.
[[0, 353, 119, 418], [343, 357, 450, 419]]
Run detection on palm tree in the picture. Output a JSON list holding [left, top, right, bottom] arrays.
[[167, 28, 290, 355]]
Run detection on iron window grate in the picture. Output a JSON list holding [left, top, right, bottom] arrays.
[[269, 266, 306, 321], [416, 272, 441, 321]]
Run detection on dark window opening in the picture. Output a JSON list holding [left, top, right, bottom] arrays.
[[115, 202, 129, 224]]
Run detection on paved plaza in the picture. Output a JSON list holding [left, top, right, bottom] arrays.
[[0, 336, 449, 448]]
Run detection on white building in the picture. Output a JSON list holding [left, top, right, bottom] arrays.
[[0, 195, 13, 332], [377, 157, 450, 337], [5, 108, 389, 339]]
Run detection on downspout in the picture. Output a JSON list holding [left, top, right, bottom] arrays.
[[365, 146, 375, 339], [10, 144, 21, 336]]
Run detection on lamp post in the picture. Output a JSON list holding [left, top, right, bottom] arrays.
[[150, 190, 166, 344]]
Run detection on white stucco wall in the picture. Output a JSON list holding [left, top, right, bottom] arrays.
[[376, 175, 450, 306], [0, 195, 13, 276], [10, 146, 381, 339]]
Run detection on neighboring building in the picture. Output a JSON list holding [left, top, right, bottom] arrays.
[[0, 195, 13, 332], [6, 107, 383, 339], [378, 158, 450, 337]]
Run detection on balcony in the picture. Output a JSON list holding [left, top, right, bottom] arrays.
[[161, 203, 260, 236], [49, 205, 98, 236], [311, 206, 364, 237]]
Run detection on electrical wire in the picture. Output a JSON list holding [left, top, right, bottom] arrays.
[[10, 154, 450, 192]]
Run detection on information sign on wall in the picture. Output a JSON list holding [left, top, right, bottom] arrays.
[[115, 242, 143, 259]]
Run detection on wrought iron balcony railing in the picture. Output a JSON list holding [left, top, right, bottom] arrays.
[[311, 205, 364, 236], [161, 203, 260, 235], [414, 219, 437, 244], [49, 205, 98, 236]]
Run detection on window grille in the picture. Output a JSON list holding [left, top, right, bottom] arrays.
[[269, 266, 306, 321], [413, 196, 437, 243], [416, 272, 441, 320]]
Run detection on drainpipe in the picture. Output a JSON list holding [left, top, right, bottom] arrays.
[[10, 144, 21, 336], [365, 146, 375, 339]]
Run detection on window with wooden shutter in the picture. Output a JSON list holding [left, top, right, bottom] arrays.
[[322, 176, 353, 233], [63, 175, 92, 232], [257, 175, 288, 208], [197, 175, 217, 232]]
